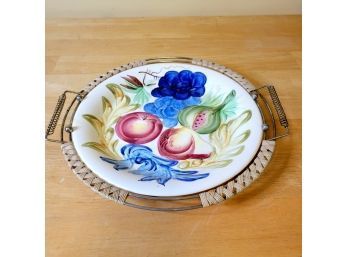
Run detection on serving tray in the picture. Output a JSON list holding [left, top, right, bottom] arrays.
[[46, 57, 288, 211]]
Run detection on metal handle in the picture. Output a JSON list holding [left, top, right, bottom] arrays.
[[46, 90, 84, 143], [251, 85, 289, 141], [267, 85, 288, 128]]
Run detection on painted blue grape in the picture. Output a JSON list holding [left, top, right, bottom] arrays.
[[151, 70, 207, 100]]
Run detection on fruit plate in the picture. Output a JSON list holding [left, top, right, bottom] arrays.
[[46, 57, 288, 210]]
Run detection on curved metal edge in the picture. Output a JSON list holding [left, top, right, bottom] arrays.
[[145, 56, 193, 64], [124, 202, 202, 212], [127, 192, 200, 201]]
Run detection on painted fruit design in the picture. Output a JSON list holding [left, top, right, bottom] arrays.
[[82, 69, 254, 187], [178, 90, 236, 134], [115, 112, 163, 144], [158, 127, 212, 160]]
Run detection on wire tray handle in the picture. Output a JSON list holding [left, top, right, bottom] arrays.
[[46, 94, 66, 137], [252, 85, 289, 141], [267, 85, 288, 128], [45, 90, 84, 143]]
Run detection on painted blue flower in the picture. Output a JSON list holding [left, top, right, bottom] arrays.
[[144, 96, 201, 127], [100, 144, 209, 185], [151, 70, 207, 100]]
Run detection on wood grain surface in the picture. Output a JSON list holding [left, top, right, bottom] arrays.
[[46, 16, 302, 257]]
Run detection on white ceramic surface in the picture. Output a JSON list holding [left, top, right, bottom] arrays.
[[72, 63, 263, 196]]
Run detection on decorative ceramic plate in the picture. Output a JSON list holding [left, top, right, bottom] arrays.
[[72, 62, 263, 196]]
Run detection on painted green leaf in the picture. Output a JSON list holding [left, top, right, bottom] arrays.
[[220, 98, 238, 122], [203, 160, 233, 168], [106, 83, 120, 98], [230, 130, 250, 146], [106, 84, 131, 108], [83, 114, 103, 134], [133, 88, 150, 105], [82, 142, 110, 156], [223, 145, 245, 157], [228, 110, 252, 137], [102, 96, 112, 113], [201, 90, 225, 107]]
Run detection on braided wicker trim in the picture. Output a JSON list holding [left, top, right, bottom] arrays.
[[199, 140, 275, 207], [61, 142, 128, 204], [191, 58, 256, 93]]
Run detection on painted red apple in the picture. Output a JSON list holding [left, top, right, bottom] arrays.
[[115, 112, 163, 144], [158, 127, 212, 160]]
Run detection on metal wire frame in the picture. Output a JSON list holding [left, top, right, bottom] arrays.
[[45, 90, 85, 143], [46, 57, 288, 211]]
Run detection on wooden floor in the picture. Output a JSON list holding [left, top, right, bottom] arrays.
[[46, 16, 302, 257]]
